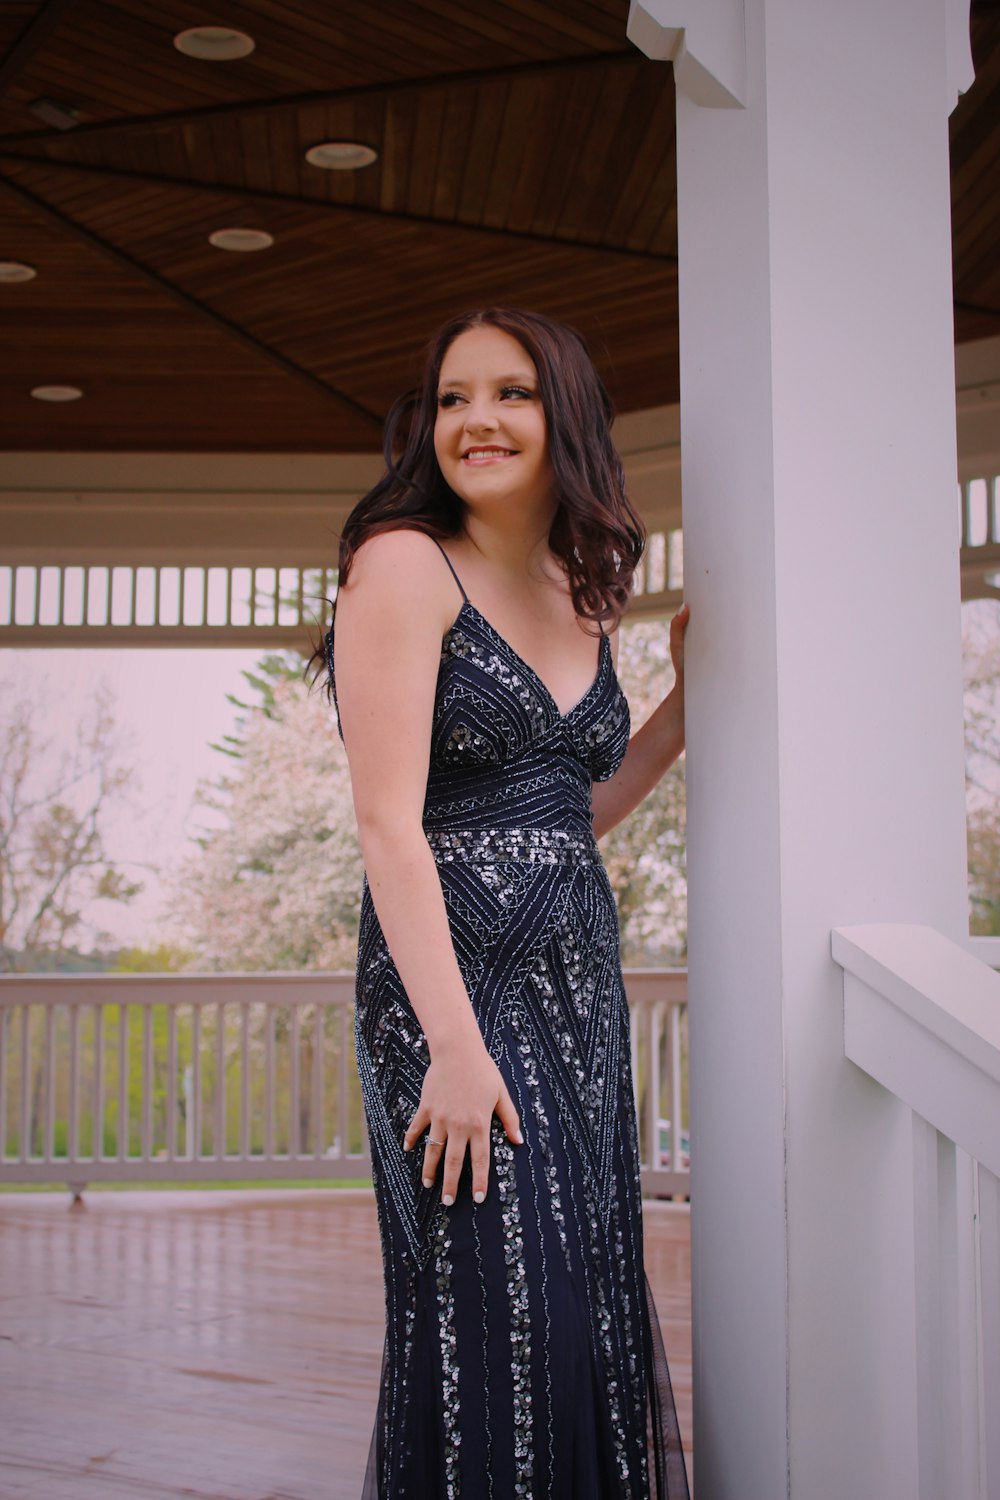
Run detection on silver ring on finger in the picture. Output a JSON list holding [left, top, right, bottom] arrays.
[[426, 1135, 445, 1147]]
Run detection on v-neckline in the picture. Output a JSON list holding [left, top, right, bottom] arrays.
[[448, 599, 609, 722]]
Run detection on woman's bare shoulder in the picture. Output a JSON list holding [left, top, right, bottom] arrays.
[[339, 529, 458, 632], [346, 527, 444, 583]]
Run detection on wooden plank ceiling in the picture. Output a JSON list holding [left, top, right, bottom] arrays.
[[0, 0, 996, 453]]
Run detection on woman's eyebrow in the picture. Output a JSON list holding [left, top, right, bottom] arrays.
[[438, 372, 537, 388]]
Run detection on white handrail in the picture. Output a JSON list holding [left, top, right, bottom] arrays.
[[0, 969, 690, 1200], [833, 924, 1000, 1176], [832, 923, 1000, 1500]]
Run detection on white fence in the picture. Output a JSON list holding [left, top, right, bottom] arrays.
[[0, 530, 687, 646], [833, 927, 1000, 1500], [0, 969, 690, 1200]]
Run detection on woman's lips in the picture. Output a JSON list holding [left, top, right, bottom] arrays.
[[462, 447, 517, 465]]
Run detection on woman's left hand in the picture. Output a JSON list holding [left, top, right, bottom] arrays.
[[669, 601, 690, 686]]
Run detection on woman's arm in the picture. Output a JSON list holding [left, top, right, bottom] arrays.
[[591, 602, 689, 840], [334, 530, 521, 1206]]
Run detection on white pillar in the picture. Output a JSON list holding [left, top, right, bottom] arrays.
[[629, 2, 974, 1496]]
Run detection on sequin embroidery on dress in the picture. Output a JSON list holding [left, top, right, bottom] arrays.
[[331, 543, 690, 1499]]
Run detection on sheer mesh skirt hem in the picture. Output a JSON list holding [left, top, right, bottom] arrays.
[[359, 1273, 690, 1499], [644, 1272, 691, 1499]]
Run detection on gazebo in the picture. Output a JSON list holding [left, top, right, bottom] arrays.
[[1, 2, 999, 1496]]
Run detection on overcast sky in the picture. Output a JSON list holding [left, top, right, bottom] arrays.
[[1, 646, 264, 950]]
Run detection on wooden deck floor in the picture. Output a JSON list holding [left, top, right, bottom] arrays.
[[0, 1189, 691, 1499]]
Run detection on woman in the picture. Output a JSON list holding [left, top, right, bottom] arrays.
[[315, 307, 690, 1498]]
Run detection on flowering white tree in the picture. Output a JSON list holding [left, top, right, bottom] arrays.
[[168, 662, 362, 971], [964, 600, 1000, 934], [601, 620, 687, 965]]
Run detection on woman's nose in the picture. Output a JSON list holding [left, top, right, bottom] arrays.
[[463, 400, 499, 433]]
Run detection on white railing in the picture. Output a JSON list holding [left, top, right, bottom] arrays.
[[0, 530, 689, 644], [960, 473, 1000, 601], [0, 560, 335, 648], [833, 925, 1000, 1500], [3, 475, 996, 646], [0, 969, 690, 1201]]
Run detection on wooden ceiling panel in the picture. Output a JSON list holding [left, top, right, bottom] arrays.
[[950, 11, 1000, 327], [3, 161, 678, 412], [12, 57, 672, 257], [0, 372, 359, 451], [0, 2, 996, 453], [0, 4, 45, 54], [521, 71, 603, 241], [0, 0, 631, 146], [0, 204, 374, 450]]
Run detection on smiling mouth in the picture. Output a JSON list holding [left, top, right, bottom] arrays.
[[462, 447, 518, 462]]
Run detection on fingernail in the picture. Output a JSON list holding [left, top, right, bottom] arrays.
[[422, 1177, 433, 1189], [402, 1140, 411, 1152], [474, 1191, 485, 1205], [442, 1193, 455, 1207], [514, 1130, 524, 1145]]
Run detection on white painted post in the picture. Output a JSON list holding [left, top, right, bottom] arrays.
[[629, 1, 975, 1496]]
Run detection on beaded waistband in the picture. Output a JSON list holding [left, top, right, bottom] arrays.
[[424, 826, 599, 866]]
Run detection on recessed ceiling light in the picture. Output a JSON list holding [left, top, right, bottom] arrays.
[[28, 96, 81, 130], [173, 26, 256, 61], [304, 141, 379, 171], [0, 261, 37, 283], [31, 385, 83, 402], [208, 227, 274, 252]]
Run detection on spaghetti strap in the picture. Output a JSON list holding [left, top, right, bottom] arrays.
[[431, 536, 469, 605]]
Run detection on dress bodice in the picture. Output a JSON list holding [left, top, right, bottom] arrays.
[[327, 598, 630, 842]]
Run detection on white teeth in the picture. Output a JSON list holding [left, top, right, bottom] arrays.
[[464, 447, 512, 458]]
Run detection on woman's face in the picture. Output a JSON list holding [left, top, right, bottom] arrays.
[[433, 325, 553, 520]]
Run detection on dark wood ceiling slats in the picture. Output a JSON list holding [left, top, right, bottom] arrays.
[[6, 8, 229, 123], [502, 80, 566, 233], [0, 198, 368, 449], [556, 65, 640, 243], [379, 92, 417, 214], [307, 0, 496, 71], [950, 20, 1000, 196], [332, 0, 621, 60], [0, 146, 676, 262], [429, 87, 480, 220], [527, 69, 607, 239], [602, 76, 676, 251], [489, 0, 624, 51], [2, 46, 636, 149], [481, 77, 548, 231], [1, 1, 996, 453], [0, 0, 80, 99], [102, 0, 413, 93], [456, 77, 511, 226], [0, 5, 46, 50], [409, 81, 451, 218], [951, 19, 1000, 311], [350, 96, 388, 209], [0, 164, 385, 429]]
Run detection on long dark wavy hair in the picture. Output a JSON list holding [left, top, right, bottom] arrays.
[[306, 307, 645, 699]]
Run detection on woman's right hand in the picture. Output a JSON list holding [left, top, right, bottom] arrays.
[[402, 1030, 522, 1206]]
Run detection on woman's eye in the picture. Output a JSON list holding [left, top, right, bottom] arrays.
[[500, 385, 532, 400], [437, 392, 464, 408]]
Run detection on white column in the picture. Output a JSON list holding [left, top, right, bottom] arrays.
[[629, 2, 974, 1497]]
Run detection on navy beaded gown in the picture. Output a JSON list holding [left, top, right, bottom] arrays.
[[328, 541, 689, 1500]]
